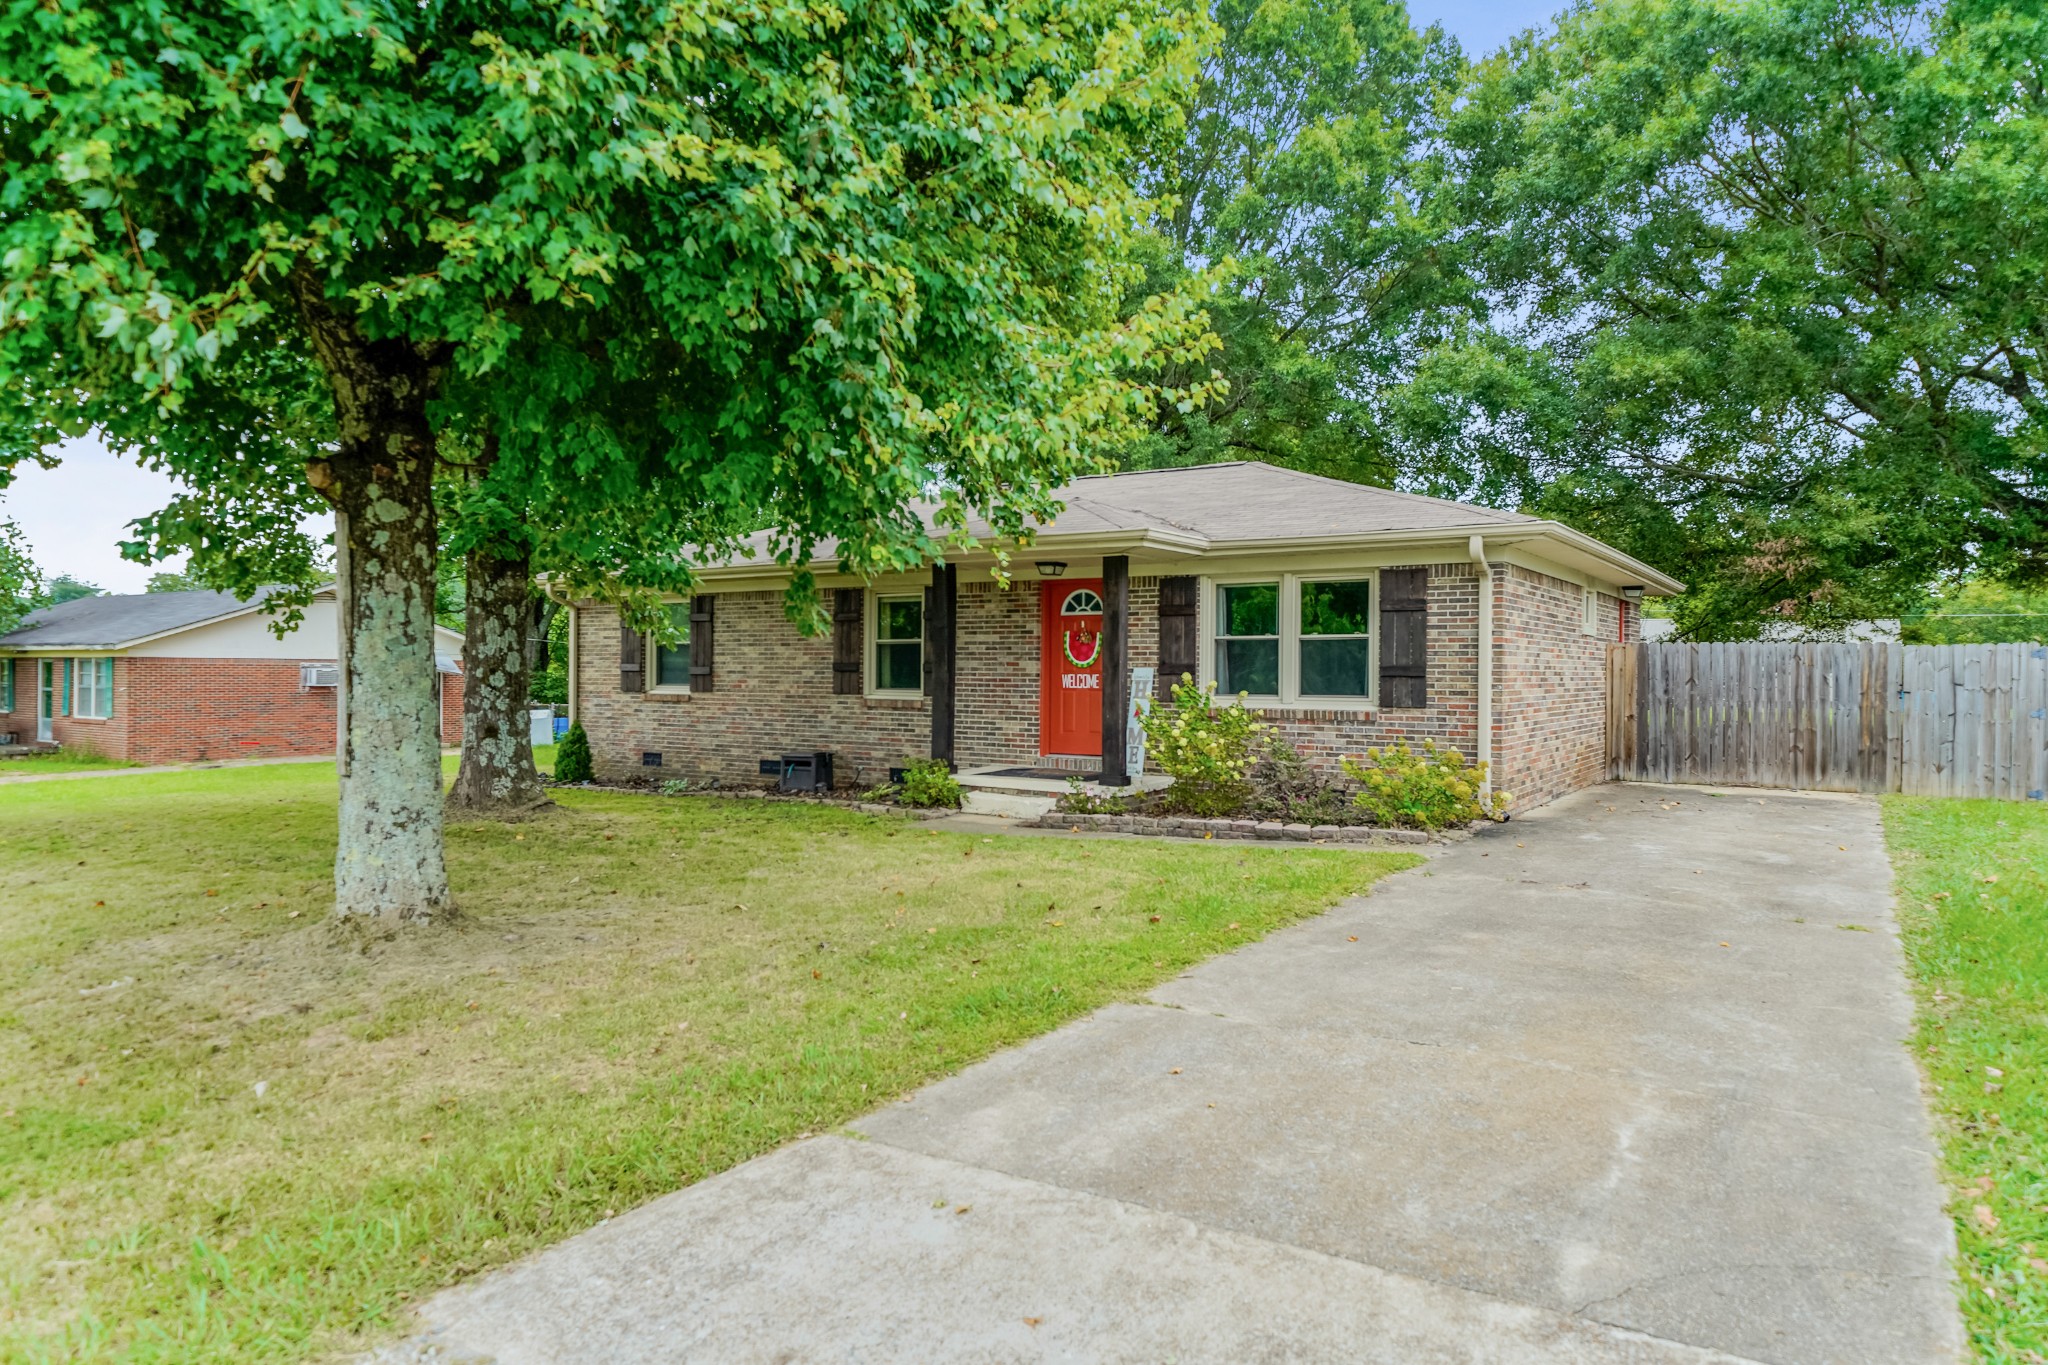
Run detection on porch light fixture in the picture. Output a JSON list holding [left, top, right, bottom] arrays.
[[1620, 585, 1646, 601], [1035, 560, 1068, 578]]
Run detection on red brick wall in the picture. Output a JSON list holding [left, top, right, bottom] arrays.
[[0, 656, 465, 765], [1492, 565, 1636, 811], [440, 671, 465, 750], [571, 562, 1626, 810]]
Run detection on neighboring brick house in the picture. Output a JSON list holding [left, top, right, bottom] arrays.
[[0, 588, 465, 766], [566, 463, 1677, 812]]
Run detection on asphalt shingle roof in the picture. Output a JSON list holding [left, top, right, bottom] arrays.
[[0, 588, 294, 651], [718, 461, 1534, 567]]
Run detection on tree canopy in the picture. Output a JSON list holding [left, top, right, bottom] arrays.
[[1406, 0, 2048, 637], [1122, 0, 1461, 481], [2, 0, 1220, 916]]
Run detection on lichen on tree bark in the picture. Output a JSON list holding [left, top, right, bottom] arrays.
[[447, 543, 551, 815]]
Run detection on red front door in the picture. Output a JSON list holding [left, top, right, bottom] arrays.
[[1040, 581, 1105, 755]]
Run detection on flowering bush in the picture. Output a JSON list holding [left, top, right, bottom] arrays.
[[1340, 740, 1508, 830], [1141, 674, 1267, 816]]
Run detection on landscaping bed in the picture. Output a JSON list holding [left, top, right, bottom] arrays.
[[1883, 796, 2048, 1361], [1029, 809, 1456, 844], [0, 761, 1416, 1363]]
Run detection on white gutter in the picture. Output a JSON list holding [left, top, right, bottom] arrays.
[[1469, 533, 1493, 801]]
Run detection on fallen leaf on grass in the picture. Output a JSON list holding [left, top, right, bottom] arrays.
[[1975, 1204, 2000, 1232]]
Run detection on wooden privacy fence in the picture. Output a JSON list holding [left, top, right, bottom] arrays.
[[1608, 641, 2048, 800]]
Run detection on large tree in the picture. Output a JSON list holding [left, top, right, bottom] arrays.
[[1408, 0, 2048, 637], [1122, 0, 1462, 480], [2, 1, 1218, 918]]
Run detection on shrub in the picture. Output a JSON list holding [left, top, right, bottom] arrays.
[[1247, 735, 1357, 825], [659, 778, 691, 796], [552, 721, 594, 783], [896, 758, 963, 809], [1056, 777, 1129, 815], [1140, 674, 1266, 817], [1339, 740, 1508, 830]]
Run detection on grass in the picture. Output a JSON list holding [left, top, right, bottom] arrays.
[[1884, 796, 2048, 1361], [0, 751, 137, 777], [0, 763, 1415, 1363]]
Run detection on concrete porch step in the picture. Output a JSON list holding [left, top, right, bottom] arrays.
[[955, 765, 1172, 821]]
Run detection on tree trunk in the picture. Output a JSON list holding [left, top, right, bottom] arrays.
[[296, 269, 453, 923], [447, 544, 552, 815]]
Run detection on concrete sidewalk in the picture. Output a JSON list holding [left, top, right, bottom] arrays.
[[379, 784, 1962, 1364]]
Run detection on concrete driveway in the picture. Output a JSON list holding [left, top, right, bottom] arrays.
[[381, 784, 1961, 1364]]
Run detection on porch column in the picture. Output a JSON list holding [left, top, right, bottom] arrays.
[[1100, 554, 1130, 786], [929, 561, 957, 766]]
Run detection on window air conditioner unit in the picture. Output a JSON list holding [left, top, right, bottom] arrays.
[[301, 664, 341, 688]]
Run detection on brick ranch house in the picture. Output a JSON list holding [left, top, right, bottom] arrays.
[[566, 462, 1681, 812], [0, 587, 465, 765]]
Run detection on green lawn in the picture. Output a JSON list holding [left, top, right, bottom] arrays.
[[0, 751, 137, 777], [1885, 796, 2048, 1359], [0, 763, 1414, 1363]]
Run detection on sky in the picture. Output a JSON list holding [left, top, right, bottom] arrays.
[[1, 0, 1554, 596]]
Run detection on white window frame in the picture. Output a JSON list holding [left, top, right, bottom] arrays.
[[1296, 577, 1376, 705], [72, 656, 114, 719], [1580, 583, 1600, 636], [1205, 571, 1379, 709], [648, 600, 693, 694], [867, 590, 925, 698]]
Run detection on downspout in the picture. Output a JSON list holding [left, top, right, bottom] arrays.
[[1468, 534, 1492, 800]]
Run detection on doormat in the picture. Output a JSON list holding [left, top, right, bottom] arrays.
[[979, 766, 1103, 780]]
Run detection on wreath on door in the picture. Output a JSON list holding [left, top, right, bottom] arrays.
[[1063, 629, 1102, 668]]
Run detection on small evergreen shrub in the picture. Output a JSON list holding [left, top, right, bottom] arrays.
[[896, 758, 963, 809], [659, 778, 691, 796], [1340, 740, 1508, 830], [1141, 674, 1266, 817], [552, 721, 594, 784], [1056, 776, 1129, 815]]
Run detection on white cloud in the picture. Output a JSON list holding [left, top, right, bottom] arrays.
[[3, 433, 334, 595]]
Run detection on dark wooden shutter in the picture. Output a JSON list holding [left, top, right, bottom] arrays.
[[1158, 575, 1199, 686], [832, 588, 863, 695], [619, 620, 644, 693], [688, 595, 715, 693], [1378, 567, 1428, 708]]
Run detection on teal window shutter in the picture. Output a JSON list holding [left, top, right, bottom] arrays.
[[61, 659, 71, 716], [2, 658, 11, 711], [99, 658, 114, 717]]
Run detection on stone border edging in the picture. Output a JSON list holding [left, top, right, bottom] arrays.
[[1024, 810, 1477, 845]]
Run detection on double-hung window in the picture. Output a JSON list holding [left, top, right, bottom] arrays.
[[872, 594, 924, 694], [1298, 580, 1373, 698], [1212, 576, 1375, 705], [651, 602, 692, 691], [72, 657, 114, 719], [1215, 583, 1281, 696]]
